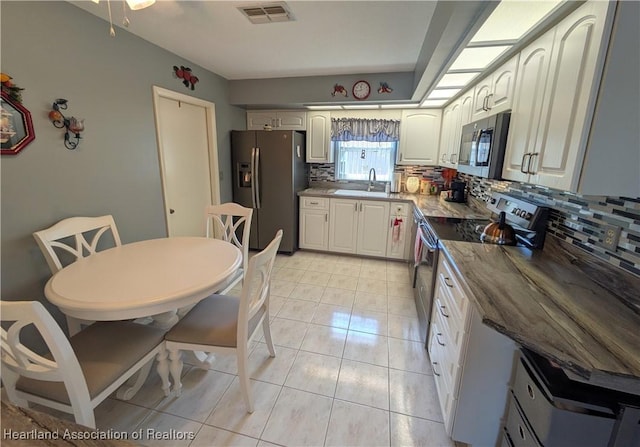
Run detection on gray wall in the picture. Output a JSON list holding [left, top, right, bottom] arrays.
[[0, 1, 245, 330]]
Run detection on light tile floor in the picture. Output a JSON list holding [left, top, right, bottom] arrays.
[[30, 251, 462, 447]]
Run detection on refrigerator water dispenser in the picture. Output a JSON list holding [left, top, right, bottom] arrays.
[[238, 163, 252, 188]]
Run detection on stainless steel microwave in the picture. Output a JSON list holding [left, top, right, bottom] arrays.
[[457, 112, 511, 179]]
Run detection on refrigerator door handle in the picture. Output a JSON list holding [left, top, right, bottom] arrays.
[[250, 147, 257, 209], [255, 146, 262, 209]]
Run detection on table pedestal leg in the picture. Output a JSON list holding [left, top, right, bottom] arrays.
[[116, 360, 153, 400], [150, 310, 180, 329]]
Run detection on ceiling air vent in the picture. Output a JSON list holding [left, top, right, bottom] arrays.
[[238, 2, 293, 24]]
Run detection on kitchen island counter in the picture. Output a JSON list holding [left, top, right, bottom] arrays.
[[441, 236, 640, 394]]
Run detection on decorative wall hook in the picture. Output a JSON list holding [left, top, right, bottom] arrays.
[[49, 99, 84, 150]]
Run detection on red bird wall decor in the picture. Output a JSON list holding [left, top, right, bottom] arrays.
[[173, 66, 199, 90]]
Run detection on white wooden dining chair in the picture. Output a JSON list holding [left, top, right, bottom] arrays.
[[165, 229, 282, 413], [205, 203, 253, 294], [33, 215, 122, 274], [0, 300, 170, 429], [32, 215, 122, 335]]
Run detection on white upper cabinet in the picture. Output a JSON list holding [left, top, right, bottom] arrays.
[[502, 0, 613, 191], [397, 109, 442, 165], [502, 30, 555, 183], [578, 0, 639, 197], [530, 0, 611, 191], [247, 110, 307, 130], [439, 100, 462, 168], [459, 90, 475, 126], [306, 111, 333, 163], [471, 55, 519, 121]]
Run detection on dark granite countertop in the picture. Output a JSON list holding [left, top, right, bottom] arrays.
[[298, 188, 490, 219], [440, 236, 640, 394]]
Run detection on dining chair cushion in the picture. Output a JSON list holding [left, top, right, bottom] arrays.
[[166, 294, 265, 348], [16, 321, 166, 405]]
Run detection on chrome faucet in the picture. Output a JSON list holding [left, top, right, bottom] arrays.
[[367, 168, 377, 191]]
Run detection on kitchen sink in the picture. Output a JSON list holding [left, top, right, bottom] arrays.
[[333, 189, 389, 198]]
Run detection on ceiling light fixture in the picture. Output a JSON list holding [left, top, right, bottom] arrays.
[[420, 99, 448, 108], [92, 0, 155, 37], [379, 104, 420, 109], [126, 0, 155, 11]]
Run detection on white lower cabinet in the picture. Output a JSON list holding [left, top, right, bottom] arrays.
[[328, 199, 360, 254], [328, 198, 389, 257], [386, 202, 410, 260], [429, 252, 516, 446], [301, 196, 412, 259], [299, 197, 329, 250]]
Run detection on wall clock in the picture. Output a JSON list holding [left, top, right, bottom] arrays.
[[352, 80, 371, 100]]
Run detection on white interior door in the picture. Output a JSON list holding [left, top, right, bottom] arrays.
[[153, 87, 220, 237]]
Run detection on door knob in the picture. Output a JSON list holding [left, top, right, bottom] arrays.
[[169, 209, 175, 214]]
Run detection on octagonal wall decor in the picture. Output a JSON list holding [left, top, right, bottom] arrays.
[[1, 91, 35, 155]]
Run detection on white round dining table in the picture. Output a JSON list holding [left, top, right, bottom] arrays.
[[44, 237, 242, 323]]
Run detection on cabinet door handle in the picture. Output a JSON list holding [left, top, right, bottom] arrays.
[[441, 153, 448, 162], [527, 384, 535, 400], [520, 153, 531, 174], [277, 118, 282, 127], [309, 201, 319, 205], [431, 361, 441, 376], [355, 203, 358, 212], [399, 152, 403, 161], [528, 152, 539, 174], [486, 93, 494, 110], [359, 203, 363, 212], [449, 153, 457, 163], [439, 305, 449, 318], [436, 333, 445, 346], [482, 96, 488, 111], [325, 214, 328, 222], [444, 277, 454, 288], [518, 424, 526, 440]]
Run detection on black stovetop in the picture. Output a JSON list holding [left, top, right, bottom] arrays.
[[425, 217, 491, 243]]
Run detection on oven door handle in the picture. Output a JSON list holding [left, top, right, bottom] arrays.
[[421, 236, 437, 251], [418, 224, 438, 251]]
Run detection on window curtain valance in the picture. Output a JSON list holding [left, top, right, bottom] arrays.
[[331, 118, 400, 142]]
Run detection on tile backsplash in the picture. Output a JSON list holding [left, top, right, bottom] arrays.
[[309, 164, 448, 188], [463, 174, 640, 278], [308, 164, 640, 278]]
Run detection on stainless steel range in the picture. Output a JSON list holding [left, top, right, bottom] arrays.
[[412, 192, 550, 347]]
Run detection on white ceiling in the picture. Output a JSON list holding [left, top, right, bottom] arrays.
[[71, 0, 437, 80]]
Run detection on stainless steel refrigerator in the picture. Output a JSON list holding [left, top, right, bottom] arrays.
[[231, 130, 307, 253]]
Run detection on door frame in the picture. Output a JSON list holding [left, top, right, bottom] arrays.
[[152, 86, 221, 235]]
